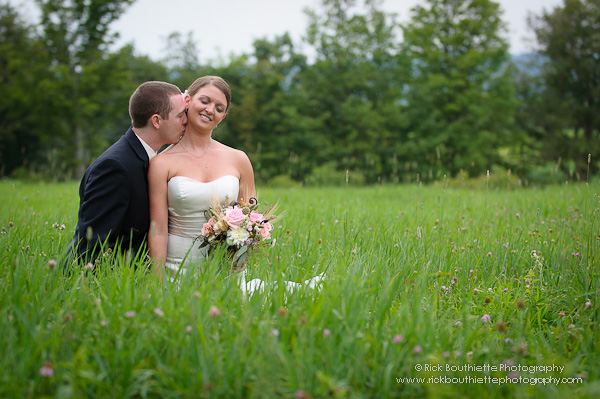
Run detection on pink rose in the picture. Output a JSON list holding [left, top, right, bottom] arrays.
[[262, 222, 273, 231], [249, 212, 265, 223], [259, 227, 271, 240], [224, 206, 246, 229], [201, 222, 213, 237]]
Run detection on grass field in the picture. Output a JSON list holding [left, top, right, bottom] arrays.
[[0, 180, 598, 398]]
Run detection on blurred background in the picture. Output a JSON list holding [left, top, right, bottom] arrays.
[[1, 0, 598, 187]]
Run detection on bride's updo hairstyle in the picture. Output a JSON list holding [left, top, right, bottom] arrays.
[[187, 76, 231, 112]]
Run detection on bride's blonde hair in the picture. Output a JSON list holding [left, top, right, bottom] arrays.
[[187, 76, 231, 112]]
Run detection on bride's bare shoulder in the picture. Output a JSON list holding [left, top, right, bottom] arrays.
[[214, 141, 249, 159]]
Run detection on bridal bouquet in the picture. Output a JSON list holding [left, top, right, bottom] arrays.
[[198, 198, 279, 270]]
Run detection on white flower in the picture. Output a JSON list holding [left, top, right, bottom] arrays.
[[226, 227, 250, 247]]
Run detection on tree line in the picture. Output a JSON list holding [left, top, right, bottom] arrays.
[[1, 0, 598, 185]]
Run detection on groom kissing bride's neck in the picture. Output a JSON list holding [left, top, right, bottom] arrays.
[[65, 81, 188, 268]]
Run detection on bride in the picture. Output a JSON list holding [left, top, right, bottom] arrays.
[[147, 76, 323, 293]]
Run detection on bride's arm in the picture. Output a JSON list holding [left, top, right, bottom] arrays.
[[148, 156, 170, 281], [237, 151, 256, 203]]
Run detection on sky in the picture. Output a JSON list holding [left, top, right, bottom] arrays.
[[11, 0, 562, 62]]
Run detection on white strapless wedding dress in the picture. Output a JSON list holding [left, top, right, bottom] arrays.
[[165, 175, 324, 295]]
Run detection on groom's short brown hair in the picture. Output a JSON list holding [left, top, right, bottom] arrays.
[[129, 81, 182, 128]]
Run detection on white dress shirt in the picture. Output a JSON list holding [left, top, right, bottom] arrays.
[[134, 133, 157, 162]]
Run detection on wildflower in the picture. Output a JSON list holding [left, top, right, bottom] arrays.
[[277, 306, 288, 316], [297, 315, 307, 325], [484, 297, 491, 304], [496, 321, 508, 332], [442, 351, 450, 358], [481, 314, 491, 323], [393, 334, 403, 344], [505, 338, 513, 344], [323, 329, 331, 338], [100, 320, 108, 327], [153, 308, 164, 317], [515, 300, 526, 309], [47, 259, 57, 270], [8, 221, 14, 228], [568, 324, 575, 329], [39, 361, 54, 377], [318, 238, 322, 244], [503, 288, 508, 292], [125, 311, 136, 318], [208, 306, 221, 317], [84, 263, 94, 272], [297, 253, 302, 258], [270, 328, 280, 337], [515, 212, 520, 218], [486, 252, 492, 257], [454, 321, 462, 327], [295, 390, 310, 399], [470, 269, 474, 274], [558, 311, 565, 317], [585, 300, 592, 309], [186, 325, 193, 334], [412, 345, 422, 355], [63, 313, 72, 322]]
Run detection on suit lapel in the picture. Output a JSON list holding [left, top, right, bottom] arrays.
[[124, 128, 150, 169]]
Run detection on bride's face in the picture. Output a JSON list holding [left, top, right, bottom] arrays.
[[187, 85, 227, 132]]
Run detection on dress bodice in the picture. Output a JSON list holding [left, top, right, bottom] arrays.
[[167, 175, 239, 238]]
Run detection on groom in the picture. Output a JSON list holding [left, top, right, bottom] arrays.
[[66, 81, 188, 266]]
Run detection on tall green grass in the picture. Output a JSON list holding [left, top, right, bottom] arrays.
[[1, 180, 598, 398]]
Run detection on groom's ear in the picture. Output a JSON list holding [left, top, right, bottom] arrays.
[[150, 114, 161, 129]]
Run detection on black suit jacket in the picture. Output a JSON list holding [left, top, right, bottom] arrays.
[[69, 128, 151, 264]]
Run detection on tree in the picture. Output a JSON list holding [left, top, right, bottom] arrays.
[[401, 0, 517, 178], [35, 0, 136, 178], [161, 31, 202, 90], [302, 0, 406, 183], [0, 3, 52, 177], [529, 0, 600, 179]]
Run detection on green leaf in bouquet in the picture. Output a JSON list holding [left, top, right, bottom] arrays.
[[233, 245, 248, 262]]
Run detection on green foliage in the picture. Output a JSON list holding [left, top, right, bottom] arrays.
[[34, 0, 137, 177], [1, 181, 599, 398], [1, 0, 599, 186], [528, 0, 600, 179], [0, 4, 51, 177], [401, 0, 518, 178]]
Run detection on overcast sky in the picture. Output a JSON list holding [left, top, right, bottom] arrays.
[[12, 0, 562, 62]]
